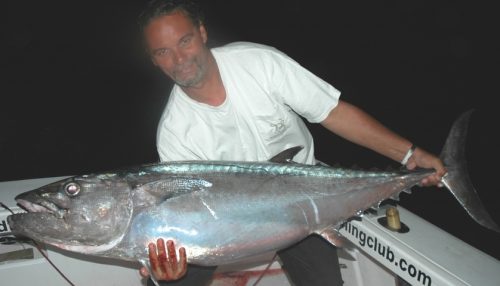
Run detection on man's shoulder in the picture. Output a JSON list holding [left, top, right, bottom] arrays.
[[212, 41, 287, 59]]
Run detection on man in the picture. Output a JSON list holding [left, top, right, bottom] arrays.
[[137, 0, 446, 285]]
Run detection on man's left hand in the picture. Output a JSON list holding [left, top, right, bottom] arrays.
[[405, 147, 447, 187]]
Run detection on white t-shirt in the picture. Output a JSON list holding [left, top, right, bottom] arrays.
[[156, 42, 340, 164]]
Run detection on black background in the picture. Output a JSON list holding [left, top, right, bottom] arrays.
[[2, 1, 499, 260]]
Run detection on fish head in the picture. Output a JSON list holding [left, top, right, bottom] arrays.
[[8, 174, 133, 254]]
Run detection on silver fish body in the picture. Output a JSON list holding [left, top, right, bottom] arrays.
[[8, 159, 429, 265], [118, 161, 431, 266], [7, 110, 499, 272]]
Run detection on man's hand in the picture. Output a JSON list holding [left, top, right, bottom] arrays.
[[405, 147, 447, 187], [140, 239, 188, 281]]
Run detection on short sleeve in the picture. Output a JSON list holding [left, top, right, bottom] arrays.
[[269, 51, 341, 123]]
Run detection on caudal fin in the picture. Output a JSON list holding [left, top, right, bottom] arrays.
[[440, 110, 500, 232]]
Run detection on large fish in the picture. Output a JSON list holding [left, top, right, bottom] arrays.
[[7, 111, 499, 285]]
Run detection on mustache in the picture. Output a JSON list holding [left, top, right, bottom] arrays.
[[173, 60, 196, 74]]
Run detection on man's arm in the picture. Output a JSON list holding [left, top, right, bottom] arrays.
[[320, 100, 446, 186]]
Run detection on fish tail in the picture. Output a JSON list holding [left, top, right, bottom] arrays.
[[439, 110, 500, 232]]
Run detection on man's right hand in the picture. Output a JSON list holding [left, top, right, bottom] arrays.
[[140, 239, 188, 281]]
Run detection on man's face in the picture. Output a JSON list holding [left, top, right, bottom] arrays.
[[144, 11, 210, 88]]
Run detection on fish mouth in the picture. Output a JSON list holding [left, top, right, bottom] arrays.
[[8, 197, 70, 245], [16, 197, 66, 219]]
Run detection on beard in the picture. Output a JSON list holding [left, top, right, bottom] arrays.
[[172, 57, 208, 88]]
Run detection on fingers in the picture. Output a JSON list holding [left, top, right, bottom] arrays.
[[420, 174, 444, 187], [158, 238, 170, 277], [165, 240, 177, 277], [406, 148, 447, 187], [149, 241, 162, 278], [139, 266, 150, 278], [147, 239, 188, 281], [406, 161, 417, 171], [166, 241, 187, 280], [178, 246, 188, 278]]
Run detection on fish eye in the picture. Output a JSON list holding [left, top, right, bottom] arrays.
[[64, 182, 81, 197]]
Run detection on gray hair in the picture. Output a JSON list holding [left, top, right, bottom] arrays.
[[137, 0, 205, 31]]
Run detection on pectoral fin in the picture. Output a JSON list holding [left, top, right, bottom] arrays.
[[133, 177, 213, 206], [315, 226, 356, 250]]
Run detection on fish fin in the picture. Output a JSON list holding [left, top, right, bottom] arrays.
[[373, 200, 398, 211], [136, 177, 213, 202], [367, 200, 385, 211], [315, 226, 356, 250], [139, 259, 161, 286], [315, 160, 330, 167], [269, 146, 304, 163], [390, 193, 401, 201], [337, 248, 357, 261], [439, 110, 500, 232]]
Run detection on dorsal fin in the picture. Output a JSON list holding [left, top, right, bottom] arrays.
[[269, 146, 304, 163]]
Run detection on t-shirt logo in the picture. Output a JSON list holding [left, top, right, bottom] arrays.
[[269, 118, 286, 139]]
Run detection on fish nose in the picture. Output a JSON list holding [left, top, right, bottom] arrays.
[[15, 191, 38, 204]]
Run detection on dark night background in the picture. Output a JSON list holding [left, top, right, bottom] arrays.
[[2, 0, 499, 261]]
